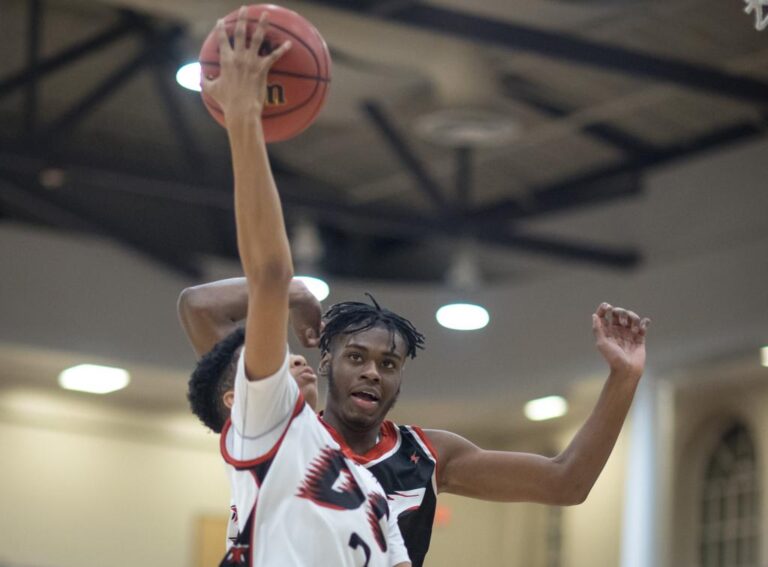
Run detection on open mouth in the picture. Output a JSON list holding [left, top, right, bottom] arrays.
[[350, 391, 380, 410]]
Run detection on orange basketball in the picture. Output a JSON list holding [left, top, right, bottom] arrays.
[[199, 4, 332, 142]]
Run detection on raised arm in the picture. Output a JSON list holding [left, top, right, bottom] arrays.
[[177, 277, 322, 357], [429, 303, 650, 505], [202, 11, 293, 380]]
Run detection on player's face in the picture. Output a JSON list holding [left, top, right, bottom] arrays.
[[323, 326, 406, 431], [289, 353, 318, 410]]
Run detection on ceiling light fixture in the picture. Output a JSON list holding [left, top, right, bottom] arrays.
[[58, 364, 130, 394], [436, 244, 489, 331], [524, 395, 568, 422], [436, 302, 489, 331], [292, 219, 329, 301], [294, 275, 330, 302], [176, 62, 202, 92], [761, 346, 768, 368]]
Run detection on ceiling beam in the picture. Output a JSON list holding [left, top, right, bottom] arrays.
[[500, 74, 655, 156], [363, 101, 449, 212], [0, 170, 201, 279], [147, 32, 208, 175], [313, 1, 768, 104], [0, 146, 638, 268], [455, 146, 472, 209], [35, 25, 184, 141], [468, 119, 766, 224], [286, 192, 641, 268], [23, 0, 43, 132], [474, 228, 641, 268], [0, 12, 144, 99]]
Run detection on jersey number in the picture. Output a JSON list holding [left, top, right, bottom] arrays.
[[348, 532, 372, 567]]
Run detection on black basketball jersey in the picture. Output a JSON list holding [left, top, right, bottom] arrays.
[[322, 419, 438, 567]]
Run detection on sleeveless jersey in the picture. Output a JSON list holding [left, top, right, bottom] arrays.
[[220, 349, 410, 567], [321, 419, 438, 567]]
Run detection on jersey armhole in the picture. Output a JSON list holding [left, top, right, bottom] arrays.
[[410, 425, 439, 482], [220, 392, 306, 469]]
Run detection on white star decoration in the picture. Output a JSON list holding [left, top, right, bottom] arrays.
[[745, 0, 768, 30]]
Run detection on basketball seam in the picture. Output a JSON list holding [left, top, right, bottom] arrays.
[[198, 62, 330, 83]]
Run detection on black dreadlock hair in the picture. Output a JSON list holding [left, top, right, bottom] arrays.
[[319, 293, 425, 359], [187, 327, 245, 433]]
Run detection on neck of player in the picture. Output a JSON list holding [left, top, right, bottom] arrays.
[[323, 408, 382, 455]]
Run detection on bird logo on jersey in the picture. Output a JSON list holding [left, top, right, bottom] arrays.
[[222, 544, 249, 566], [367, 492, 390, 552], [297, 447, 366, 510]]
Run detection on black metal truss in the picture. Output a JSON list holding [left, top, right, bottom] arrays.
[[363, 101, 448, 212], [362, 98, 641, 267], [468, 120, 767, 225], [310, 0, 768, 105], [0, 169, 201, 278], [0, 10, 146, 99], [1, 0, 766, 279], [499, 74, 656, 156]]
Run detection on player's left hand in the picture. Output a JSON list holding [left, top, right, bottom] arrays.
[[592, 303, 650, 380]]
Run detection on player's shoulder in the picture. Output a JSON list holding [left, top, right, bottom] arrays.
[[388, 422, 440, 461]]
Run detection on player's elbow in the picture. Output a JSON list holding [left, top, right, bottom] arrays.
[[178, 285, 213, 320], [553, 478, 592, 506], [548, 460, 592, 506], [564, 486, 590, 506], [545, 485, 588, 506]]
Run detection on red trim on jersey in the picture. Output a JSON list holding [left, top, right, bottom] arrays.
[[220, 391, 306, 469], [411, 426, 438, 461], [318, 416, 399, 465], [411, 425, 440, 479]]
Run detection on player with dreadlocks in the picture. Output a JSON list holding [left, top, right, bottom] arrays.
[[181, 284, 437, 565], [182, 267, 651, 567], [318, 294, 425, 451]]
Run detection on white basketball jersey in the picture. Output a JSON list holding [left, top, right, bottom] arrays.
[[220, 348, 410, 567]]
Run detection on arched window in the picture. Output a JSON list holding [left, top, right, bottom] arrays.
[[699, 422, 761, 567]]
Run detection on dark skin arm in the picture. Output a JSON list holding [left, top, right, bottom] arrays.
[[177, 277, 321, 357], [427, 303, 650, 506]]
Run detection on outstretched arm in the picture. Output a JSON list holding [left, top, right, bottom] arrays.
[[177, 277, 321, 357], [202, 11, 293, 379], [429, 303, 650, 505]]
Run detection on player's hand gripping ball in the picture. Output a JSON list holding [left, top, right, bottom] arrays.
[[199, 4, 332, 142]]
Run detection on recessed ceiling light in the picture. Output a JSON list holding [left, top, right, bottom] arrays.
[[761, 346, 768, 368], [58, 364, 130, 394], [436, 303, 489, 331], [176, 62, 201, 92], [294, 275, 330, 301], [524, 395, 568, 422]]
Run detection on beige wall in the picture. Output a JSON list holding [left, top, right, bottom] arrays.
[[423, 424, 628, 567], [560, 424, 627, 567], [0, 394, 228, 567]]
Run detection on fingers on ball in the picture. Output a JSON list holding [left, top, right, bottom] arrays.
[[216, 19, 230, 54], [234, 8, 249, 51]]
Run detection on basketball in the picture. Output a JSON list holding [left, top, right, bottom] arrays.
[[199, 4, 332, 142]]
